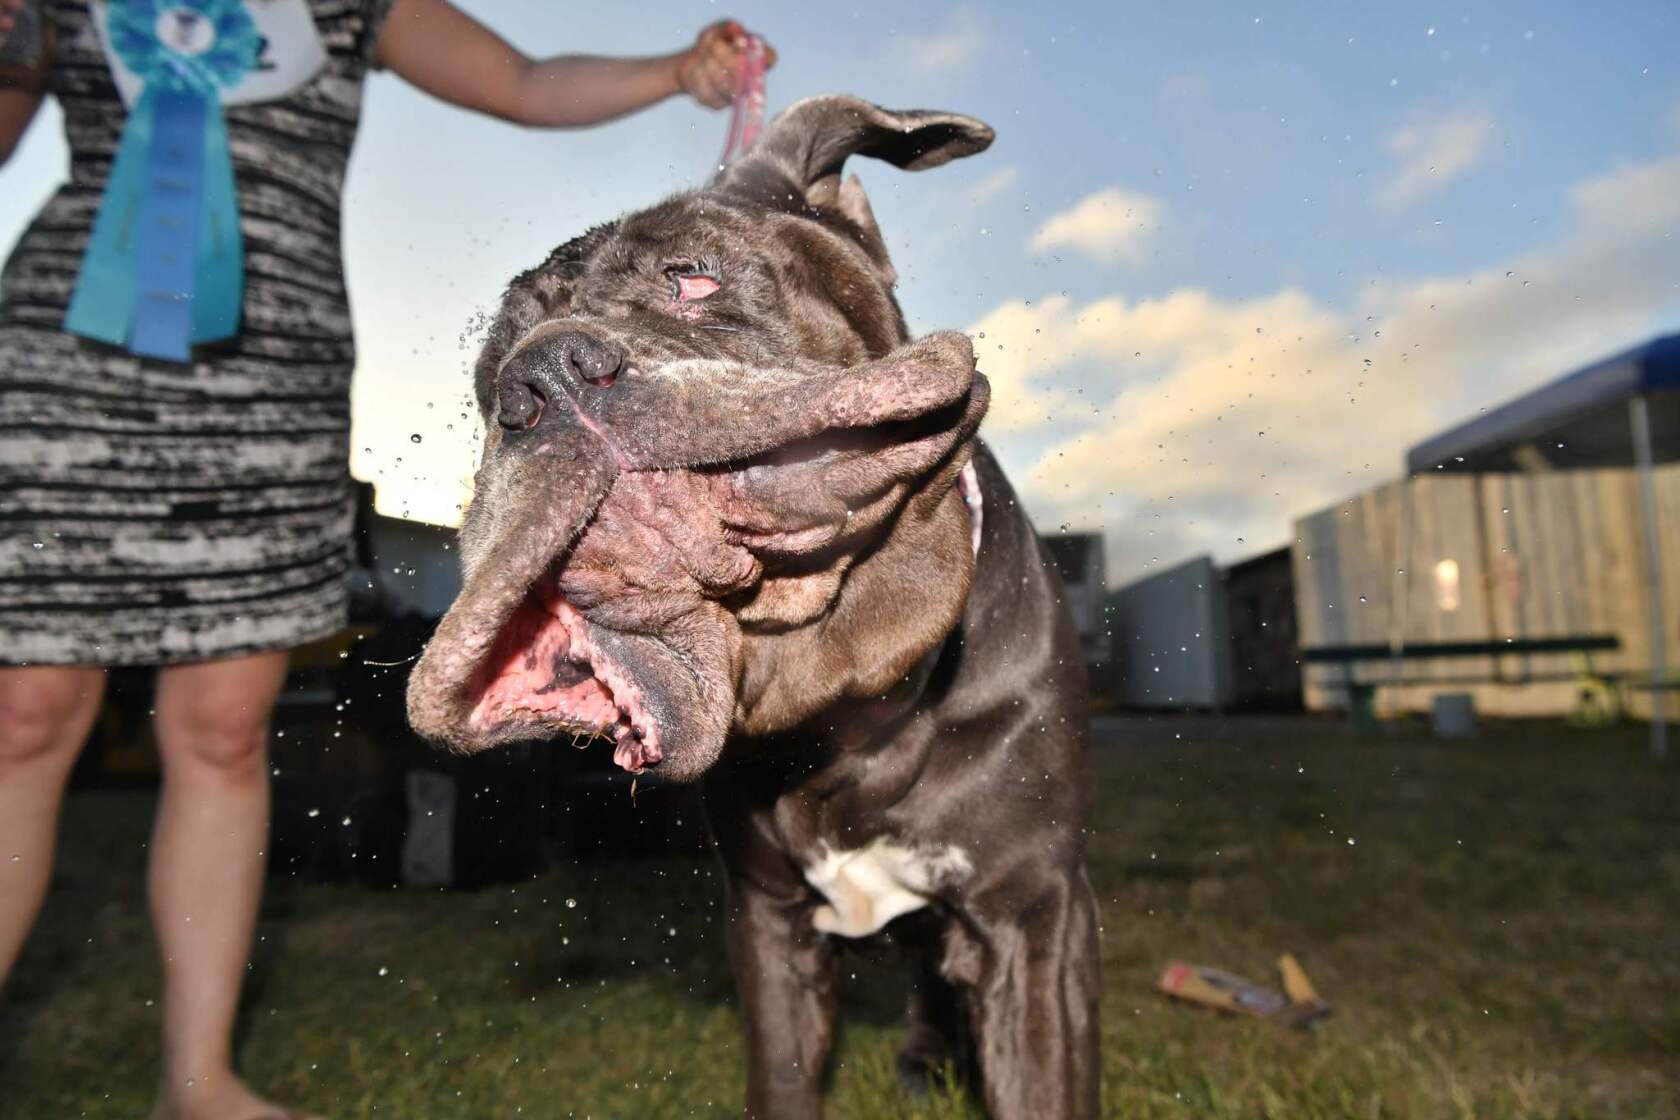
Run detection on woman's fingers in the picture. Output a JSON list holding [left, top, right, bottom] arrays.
[[709, 19, 744, 48], [677, 22, 729, 108], [700, 22, 740, 103], [717, 20, 776, 75]]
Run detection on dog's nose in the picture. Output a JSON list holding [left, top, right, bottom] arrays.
[[495, 330, 625, 433], [547, 329, 625, 388], [496, 380, 544, 431]]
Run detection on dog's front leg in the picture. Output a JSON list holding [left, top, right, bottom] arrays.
[[967, 870, 1101, 1119], [726, 887, 839, 1119]]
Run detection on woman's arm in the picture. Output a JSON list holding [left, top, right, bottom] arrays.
[[375, 0, 774, 128]]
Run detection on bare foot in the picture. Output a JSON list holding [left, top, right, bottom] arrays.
[[151, 1071, 320, 1120]]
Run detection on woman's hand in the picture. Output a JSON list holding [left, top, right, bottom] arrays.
[[673, 21, 777, 110]]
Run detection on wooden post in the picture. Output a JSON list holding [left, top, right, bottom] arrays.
[[1630, 395, 1668, 760], [1470, 474, 1506, 683], [1389, 478, 1413, 687]]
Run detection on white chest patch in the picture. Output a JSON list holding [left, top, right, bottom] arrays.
[[802, 838, 973, 939]]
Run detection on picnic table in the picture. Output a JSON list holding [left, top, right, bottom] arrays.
[[1300, 634, 1623, 732]]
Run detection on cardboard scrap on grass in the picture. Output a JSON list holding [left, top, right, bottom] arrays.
[[1158, 954, 1332, 1029]]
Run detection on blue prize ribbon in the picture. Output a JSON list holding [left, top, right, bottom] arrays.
[[63, 1, 259, 363]]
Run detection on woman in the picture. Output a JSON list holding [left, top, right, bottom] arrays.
[[0, 3, 773, 1117]]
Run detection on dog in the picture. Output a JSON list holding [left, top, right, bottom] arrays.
[[406, 95, 1099, 1119]]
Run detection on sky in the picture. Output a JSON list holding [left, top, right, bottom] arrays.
[[5, 1, 1679, 585]]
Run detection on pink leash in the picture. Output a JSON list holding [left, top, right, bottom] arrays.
[[717, 34, 768, 168]]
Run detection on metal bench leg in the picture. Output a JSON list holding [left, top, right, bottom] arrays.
[[1347, 683, 1378, 736], [1568, 652, 1620, 728]]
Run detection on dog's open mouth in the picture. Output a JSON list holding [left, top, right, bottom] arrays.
[[466, 588, 662, 773]]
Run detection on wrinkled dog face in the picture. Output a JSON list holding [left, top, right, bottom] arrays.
[[407, 97, 994, 780]]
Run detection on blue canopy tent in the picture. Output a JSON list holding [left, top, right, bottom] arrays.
[[1400, 334, 1680, 757]]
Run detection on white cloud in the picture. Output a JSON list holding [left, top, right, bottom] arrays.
[[893, 8, 989, 74], [1028, 188, 1164, 265], [966, 165, 1021, 206], [976, 151, 1680, 584], [1374, 106, 1497, 210]]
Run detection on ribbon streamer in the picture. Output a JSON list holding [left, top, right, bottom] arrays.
[[128, 88, 206, 358], [64, 1, 258, 362]]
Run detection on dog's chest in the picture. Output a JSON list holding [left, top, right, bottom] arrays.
[[801, 838, 973, 938]]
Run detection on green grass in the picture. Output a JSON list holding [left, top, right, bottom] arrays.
[[4, 718, 1678, 1118]]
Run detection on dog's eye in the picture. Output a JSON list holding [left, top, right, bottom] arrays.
[[677, 275, 719, 301], [668, 267, 720, 303]]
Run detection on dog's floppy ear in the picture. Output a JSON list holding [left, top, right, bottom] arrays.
[[722, 376, 989, 563], [716, 95, 993, 211], [548, 330, 982, 472], [715, 96, 992, 285], [681, 330, 987, 561]]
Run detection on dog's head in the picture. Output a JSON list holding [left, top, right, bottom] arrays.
[[406, 96, 994, 780]]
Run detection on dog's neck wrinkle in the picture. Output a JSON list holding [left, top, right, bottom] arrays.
[[733, 460, 976, 744]]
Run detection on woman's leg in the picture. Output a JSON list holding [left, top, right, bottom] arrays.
[[0, 666, 108, 987], [149, 650, 292, 1120]]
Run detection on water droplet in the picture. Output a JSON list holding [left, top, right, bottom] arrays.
[[410, 434, 422, 444]]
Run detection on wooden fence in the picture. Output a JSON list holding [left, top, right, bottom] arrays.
[[1292, 465, 1680, 718]]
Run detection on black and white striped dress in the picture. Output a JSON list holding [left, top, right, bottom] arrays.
[[0, 0, 392, 666]]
